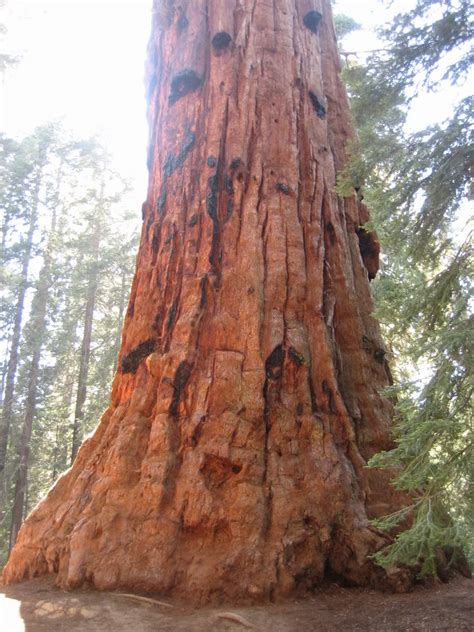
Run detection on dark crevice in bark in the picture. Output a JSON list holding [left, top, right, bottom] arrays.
[[206, 99, 231, 282], [169, 361, 193, 417], [309, 91, 327, 119]]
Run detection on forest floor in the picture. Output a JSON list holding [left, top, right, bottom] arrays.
[[0, 574, 472, 631]]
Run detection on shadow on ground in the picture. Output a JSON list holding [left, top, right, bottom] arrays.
[[0, 574, 472, 631]]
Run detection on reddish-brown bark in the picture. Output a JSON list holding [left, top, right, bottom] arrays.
[[3, 0, 411, 602]]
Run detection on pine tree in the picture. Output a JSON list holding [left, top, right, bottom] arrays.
[[0, 128, 138, 562], [339, 0, 473, 576]]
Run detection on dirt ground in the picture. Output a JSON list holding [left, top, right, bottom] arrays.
[[0, 574, 472, 631]]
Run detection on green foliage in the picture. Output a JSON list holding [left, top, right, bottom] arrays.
[[0, 125, 138, 561], [340, 0, 473, 575], [334, 14, 361, 41]]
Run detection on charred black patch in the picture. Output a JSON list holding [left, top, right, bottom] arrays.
[[362, 335, 372, 354], [157, 183, 167, 214], [288, 346, 305, 367], [206, 173, 219, 223], [322, 380, 337, 414], [174, 130, 196, 171], [230, 157, 241, 171], [188, 214, 199, 227], [200, 274, 209, 308], [207, 155, 217, 168], [167, 302, 178, 331], [169, 361, 193, 416], [151, 223, 161, 253], [326, 222, 336, 245], [309, 91, 326, 119], [177, 13, 188, 31], [169, 69, 202, 104], [356, 226, 380, 280], [121, 339, 156, 374], [157, 129, 195, 214], [374, 349, 386, 365], [266, 344, 285, 380], [303, 10, 322, 34], [206, 160, 222, 270], [212, 31, 232, 50], [224, 173, 234, 195], [276, 183, 291, 195]]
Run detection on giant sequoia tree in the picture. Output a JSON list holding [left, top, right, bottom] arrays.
[[3, 0, 412, 601]]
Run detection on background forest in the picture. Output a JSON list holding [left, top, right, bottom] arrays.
[[0, 0, 472, 576]]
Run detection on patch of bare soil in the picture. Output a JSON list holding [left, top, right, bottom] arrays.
[[0, 575, 472, 631]]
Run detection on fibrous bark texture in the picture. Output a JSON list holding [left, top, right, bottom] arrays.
[[3, 0, 411, 602]]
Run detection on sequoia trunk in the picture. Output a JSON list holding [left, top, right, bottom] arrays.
[[3, 0, 410, 601]]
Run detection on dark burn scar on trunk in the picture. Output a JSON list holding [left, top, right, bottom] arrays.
[[212, 32, 232, 50], [356, 226, 380, 280], [326, 222, 336, 245], [266, 344, 285, 380], [169, 361, 193, 416], [309, 91, 326, 119], [121, 339, 156, 374], [276, 183, 291, 195], [177, 13, 188, 31], [167, 302, 178, 331], [200, 274, 209, 308], [157, 129, 195, 214], [169, 70, 202, 104], [374, 349, 386, 364], [303, 11, 322, 34]]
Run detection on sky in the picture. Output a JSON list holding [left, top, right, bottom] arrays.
[[1, 0, 152, 202], [0, 0, 470, 205]]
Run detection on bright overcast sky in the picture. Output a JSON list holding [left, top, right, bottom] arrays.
[[0, 0, 469, 203]]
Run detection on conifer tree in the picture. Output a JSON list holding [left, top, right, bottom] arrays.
[[339, 0, 473, 575]]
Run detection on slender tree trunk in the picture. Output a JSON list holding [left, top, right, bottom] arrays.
[[70, 216, 101, 462], [0, 173, 40, 500], [4, 1, 412, 600], [0, 344, 10, 407], [9, 207, 57, 549], [52, 369, 75, 483]]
